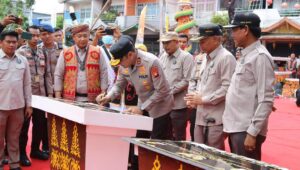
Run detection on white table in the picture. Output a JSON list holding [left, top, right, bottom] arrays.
[[32, 95, 153, 170]]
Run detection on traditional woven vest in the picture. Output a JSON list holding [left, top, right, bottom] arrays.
[[63, 45, 101, 102]]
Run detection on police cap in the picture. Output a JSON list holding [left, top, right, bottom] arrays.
[[39, 24, 55, 33], [224, 13, 260, 29], [190, 23, 222, 41], [109, 35, 135, 60]]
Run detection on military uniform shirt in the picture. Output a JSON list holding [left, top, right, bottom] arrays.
[[159, 48, 194, 110], [196, 45, 236, 126], [0, 49, 32, 110], [38, 42, 62, 84], [107, 49, 174, 118], [54, 45, 108, 101], [223, 41, 275, 137], [188, 53, 206, 93], [16, 44, 53, 96]]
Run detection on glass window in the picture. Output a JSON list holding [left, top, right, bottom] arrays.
[[137, 3, 159, 17], [80, 8, 91, 23], [111, 5, 124, 14], [194, 0, 216, 19]]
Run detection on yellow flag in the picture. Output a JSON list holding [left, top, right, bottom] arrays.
[[165, 15, 169, 32], [136, 6, 147, 45]]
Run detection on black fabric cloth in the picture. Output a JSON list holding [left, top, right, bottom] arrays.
[[170, 108, 188, 141], [228, 132, 266, 160], [130, 111, 173, 170], [31, 108, 48, 152], [124, 83, 138, 106], [136, 111, 173, 140], [188, 108, 196, 141], [296, 88, 300, 107], [19, 116, 31, 155]]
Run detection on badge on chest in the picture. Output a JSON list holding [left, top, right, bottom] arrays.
[[138, 66, 148, 79], [34, 75, 40, 83], [40, 60, 45, 66]]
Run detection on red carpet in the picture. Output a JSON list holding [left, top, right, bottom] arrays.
[[261, 98, 300, 169], [2, 98, 299, 170]]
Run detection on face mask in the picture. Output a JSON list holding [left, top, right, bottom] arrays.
[[102, 35, 114, 45]]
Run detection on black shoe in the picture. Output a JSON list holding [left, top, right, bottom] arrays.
[[30, 150, 49, 160], [20, 154, 31, 167], [2, 158, 8, 165], [10, 167, 22, 170], [42, 149, 50, 156]]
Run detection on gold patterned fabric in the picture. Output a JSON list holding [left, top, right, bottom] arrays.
[[63, 45, 101, 102]]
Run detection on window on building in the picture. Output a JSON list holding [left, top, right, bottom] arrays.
[[80, 8, 91, 23], [137, 3, 159, 17], [111, 5, 124, 14], [194, 0, 216, 19], [219, 0, 230, 10]]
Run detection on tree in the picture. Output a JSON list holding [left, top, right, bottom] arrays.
[[211, 12, 235, 55], [25, 0, 35, 8], [0, 0, 35, 28], [56, 15, 64, 29], [0, 0, 14, 19], [100, 9, 118, 22], [211, 13, 229, 26]]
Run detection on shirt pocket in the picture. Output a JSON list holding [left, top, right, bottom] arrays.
[[0, 62, 9, 81], [235, 66, 255, 86], [171, 63, 182, 80], [39, 59, 46, 75], [208, 68, 216, 76], [14, 62, 26, 81]]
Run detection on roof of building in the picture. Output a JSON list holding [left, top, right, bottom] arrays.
[[121, 23, 158, 35], [262, 17, 300, 33]]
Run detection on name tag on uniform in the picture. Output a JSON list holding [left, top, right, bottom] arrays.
[[34, 75, 40, 83], [139, 75, 148, 79], [40, 60, 45, 66]]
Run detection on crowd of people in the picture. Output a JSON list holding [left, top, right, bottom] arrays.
[[0, 12, 287, 170]]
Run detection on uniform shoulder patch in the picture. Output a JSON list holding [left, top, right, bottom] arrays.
[[151, 66, 159, 78]]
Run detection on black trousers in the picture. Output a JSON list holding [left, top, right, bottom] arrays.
[[19, 108, 48, 154], [19, 116, 31, 155], [228, 132, 266, 161], [188, 109, 196, 141], [129, 111, 173, 170], [136, 111, 173, 140], [31, 108, 48, 151], [170, 108, 188, 141]]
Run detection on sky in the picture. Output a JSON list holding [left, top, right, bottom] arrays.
[[31, 0, 65, 26], [32, 0, 64, 14]]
